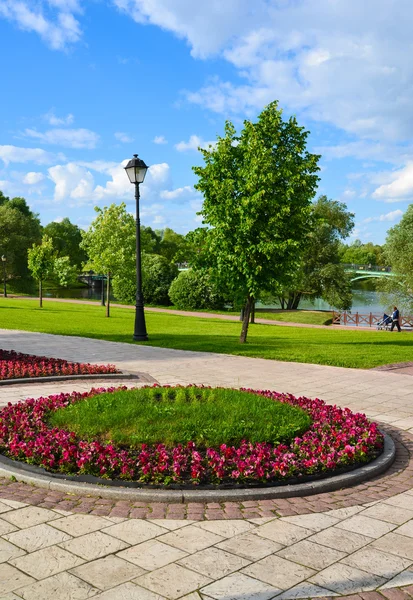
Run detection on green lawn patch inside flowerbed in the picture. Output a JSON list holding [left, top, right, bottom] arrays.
[[48, 386, 312, 448]]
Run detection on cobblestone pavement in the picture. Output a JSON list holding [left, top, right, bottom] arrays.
[[1, 329, 413, 599]]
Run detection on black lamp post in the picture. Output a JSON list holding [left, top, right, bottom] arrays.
[[1, 255, 6, 298], [124, 154, 149, 341]]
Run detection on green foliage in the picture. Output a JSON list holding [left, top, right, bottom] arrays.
[[81, 203, 135, 277], [192, 101, 320, 341], [377, 205, 413, 312], [53, 256, 78, 288], [339, 239, 386, 266], [0, 191, 42, 282], [273, 196, 354, 310], [27, 235, 56, 306], [112, 253, 178, 305], [44, 218, 87, 270], [27, 235, 56, 282], [168, 269, 227, 310], [48, 386, 311, 448], [156, 228, 195, 263]]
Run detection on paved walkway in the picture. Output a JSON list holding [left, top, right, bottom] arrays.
[[1, 329, 413, 599]]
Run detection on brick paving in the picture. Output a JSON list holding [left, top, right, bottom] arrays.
[[2, 328, 413, 598]]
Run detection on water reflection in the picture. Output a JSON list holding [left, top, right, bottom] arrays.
[[46, 280, 384, 313]]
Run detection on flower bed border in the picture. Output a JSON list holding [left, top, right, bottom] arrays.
[[0, 372, 155, 386], [0, 433, 395, 502]]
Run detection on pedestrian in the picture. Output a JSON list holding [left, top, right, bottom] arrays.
[[391, 306, 401, 332]]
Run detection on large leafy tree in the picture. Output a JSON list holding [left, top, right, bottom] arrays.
[[44, 218, 88, 270], [27, 235, 56, 307], [80, 203, 136, 317], [192, 101, 320, 342], [377, 205, 413, 312], [0, 191, 42, 288], [270, 196, 354, 310]]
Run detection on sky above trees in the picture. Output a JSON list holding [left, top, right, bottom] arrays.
[[0, 0, 412, 242]]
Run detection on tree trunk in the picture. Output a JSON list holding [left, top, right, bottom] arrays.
[[106, 272, 110, 318], [39, 280, 43, 308], [291, 293, 302, 310], [240, 295, 253, 343], [250, 297, 255, 323]]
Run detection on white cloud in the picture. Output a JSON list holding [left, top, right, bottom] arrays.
[[53, 216, 64, 223], [363, 210, 403, 224], [117, 1, 413, 143], [153, 135, 168, 145], [160, 186, 193, 200], [24, 128, 100, 149], [0, 0, 82, 50], [0, 145, 63, 165], [45, 111, 75, 126], [372, 163, 413, 201], [175, 135, 216, 152], [23, 172, 45, 185], [114, 132, 134, 143], [48, 163, 94, 202], [153, 215, 166, 224]]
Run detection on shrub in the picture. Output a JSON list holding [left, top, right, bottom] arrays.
[[112, 253, 178, 306], [168, 269, 226, 310]]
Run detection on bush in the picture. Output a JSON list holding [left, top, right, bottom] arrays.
[[112, 253, 178, 306], [168, 269, 226, 310]]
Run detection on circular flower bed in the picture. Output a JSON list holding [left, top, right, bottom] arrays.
[[0, 386, 384, 486], [0, 349, 120, 380]]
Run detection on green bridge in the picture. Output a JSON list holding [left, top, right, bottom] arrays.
[[343, 264, 394, 282]]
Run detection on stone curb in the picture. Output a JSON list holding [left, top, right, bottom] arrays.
[[0, 371, 156, 386], [0, 433, 395, 503]]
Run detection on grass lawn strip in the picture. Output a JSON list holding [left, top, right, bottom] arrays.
[[0, 385, 384, 486], [0, 348, 119, 381], [0, 299, 411, 368]]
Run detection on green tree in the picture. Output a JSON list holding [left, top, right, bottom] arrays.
[[377, 205, 413, 312], [156, 228, 194, 263], [44, 218, 87, 270], [270, 196, 354, 310], [168, 268, 227, 310], [80, 203, 136, 317], [53, 256, 78, 288], [113, 254, 178, 305], [27, 235, 56, 307], [0, 193, 42, 290], [339, 240, 385, 266], [192, 101, 320, 342]]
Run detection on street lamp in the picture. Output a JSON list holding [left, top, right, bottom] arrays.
[[1, 256, 6, 298], [124, 154, 149, 341]]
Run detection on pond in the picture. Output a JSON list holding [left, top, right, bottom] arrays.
[[45, 279, 385, 314]]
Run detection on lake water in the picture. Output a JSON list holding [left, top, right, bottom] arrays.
[[45, 279, 385, 314]]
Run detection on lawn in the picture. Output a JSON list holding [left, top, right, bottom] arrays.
[[0, 298, 411, 368], [49, 386, 311, 447], [256, 310, 333, 326]]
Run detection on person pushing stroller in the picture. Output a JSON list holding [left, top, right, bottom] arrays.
[[391, 306, 401, 332]]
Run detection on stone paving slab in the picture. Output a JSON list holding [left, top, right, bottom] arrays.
[[2, 330, 413, 597]]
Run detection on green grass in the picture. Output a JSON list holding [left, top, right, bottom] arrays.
[[48, 386, 311, 448], [0, 298, 411, 368], [256, 310, 333, 326]]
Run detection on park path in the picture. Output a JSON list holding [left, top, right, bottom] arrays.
[[1, 329, 413, 599]]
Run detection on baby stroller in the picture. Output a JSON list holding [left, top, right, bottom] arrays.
[[377, 313, 392, 330]]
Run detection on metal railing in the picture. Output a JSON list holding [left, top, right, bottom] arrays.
[[333, 311, 413, 328]]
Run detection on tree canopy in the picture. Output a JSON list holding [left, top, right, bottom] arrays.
[[192, 101, 320, 341], [270, 196, 354, 310], [377, 205, 413, 312], [44, 218, 87, 270], [0, 192, 42, 288]]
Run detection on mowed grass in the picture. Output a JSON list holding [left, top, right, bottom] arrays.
[[256, 310, 333, 326], [48, 386, 311, 448], [0, 298, 411, 368]]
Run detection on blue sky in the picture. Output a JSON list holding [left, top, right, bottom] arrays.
[[1, 0, 412, 244]]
